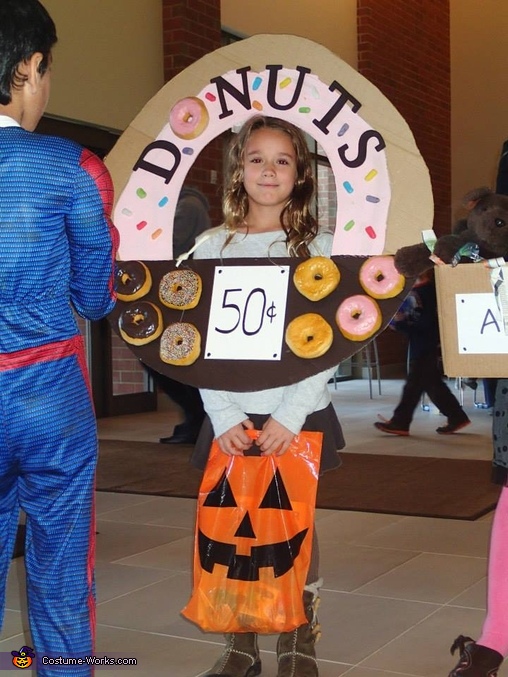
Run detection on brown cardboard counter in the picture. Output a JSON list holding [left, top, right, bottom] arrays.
[[436, 263, 508, 377]]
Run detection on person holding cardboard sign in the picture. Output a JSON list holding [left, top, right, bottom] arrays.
[[187, 115, 345, 677]]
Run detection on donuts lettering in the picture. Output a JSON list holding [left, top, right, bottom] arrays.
[[119, 302, 163, 346], [285, 313, 333, 359], [160, 322, 201, 366], [159, 269, 202, 310], [169, 96, 209, 140], [115, 261, 152, 301], [335, 295, 382, 342], [359, 255, 405, 299], [293, 256, 341, 301]]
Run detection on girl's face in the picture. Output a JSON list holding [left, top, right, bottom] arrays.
[[242, 128, 298, 212]]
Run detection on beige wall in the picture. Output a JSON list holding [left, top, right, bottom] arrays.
[[41, 1, 508, 223], [450, 0, 508, 218], [43, 0, 164, 131], [221, 0, 358, 67]]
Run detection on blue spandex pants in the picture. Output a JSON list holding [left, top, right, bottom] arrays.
[[0, 336, 97, 676]]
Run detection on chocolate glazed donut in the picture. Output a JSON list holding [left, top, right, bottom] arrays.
[[118, 301, 163, 345]]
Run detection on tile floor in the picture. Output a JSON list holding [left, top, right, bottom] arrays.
[[1, 377, 503, 676]]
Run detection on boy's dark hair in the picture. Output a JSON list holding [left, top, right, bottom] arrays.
[[0, 0, 57, 105]]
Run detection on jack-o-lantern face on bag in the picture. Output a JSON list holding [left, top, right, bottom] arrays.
[[199, 465, 308, 581], [182, 430, 323, 634]]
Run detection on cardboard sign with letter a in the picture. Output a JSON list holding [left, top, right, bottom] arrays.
[[435, 263, 508, 377]]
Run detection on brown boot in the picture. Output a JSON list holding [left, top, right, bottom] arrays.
[[206, 633, 261, 677], [276, 579, 323, 677], [448, 635, 503, 676]]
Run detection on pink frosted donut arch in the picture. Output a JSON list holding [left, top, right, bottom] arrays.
[[335, 294, 382, 342], [169, 96, 209, 140], [106, 34, 432, 262], [359, 255, 405, 299]]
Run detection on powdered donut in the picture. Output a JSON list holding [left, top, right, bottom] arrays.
[[285, 313, 334, 359], [160, 322, 201, 366], [336, 295, 382, 341], [115, 261, 152, 301], [159, 269, 202, 310], [169, 96, 209, 140], [293, 256, 341, 301], [359, 255, 405, 299], [118, 301, 163, 346]]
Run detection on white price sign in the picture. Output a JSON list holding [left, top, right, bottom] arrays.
[[204, 265, 290, 360]]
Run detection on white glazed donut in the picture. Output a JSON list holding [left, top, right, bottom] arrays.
[[335, 295, 382, 341], [169, 96, 209, 140], [359, 255, 405, 299]]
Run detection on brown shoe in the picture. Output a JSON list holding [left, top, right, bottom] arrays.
[[276, 579, 322, 677], [374, 420, 409, 436], [206, 633, 261, 677], [448, 635, 503, 676]]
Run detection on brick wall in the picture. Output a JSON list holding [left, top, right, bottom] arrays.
[[357, 0, 451, 236], [357, 0, 450, 370], [108, 0, 224, 409], [161, 0, 224, 226]]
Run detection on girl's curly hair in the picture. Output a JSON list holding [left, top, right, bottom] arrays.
[[222, 115, 318, 257]]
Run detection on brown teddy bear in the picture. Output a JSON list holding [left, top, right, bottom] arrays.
[[394, 186, 508, 277]]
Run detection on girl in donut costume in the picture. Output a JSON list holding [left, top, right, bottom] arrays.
[[0, 2, 118, 674], [192, 116, 344, 677]]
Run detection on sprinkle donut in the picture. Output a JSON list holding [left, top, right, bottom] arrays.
[[160, 322, 201, 366], [159, 269, 202, 310], [285, 313, 334, 359], [335, 295, 382, 342], [115, 261, 152, 301], [293, 256, 341, 301], [169, 96, 209, 140], [118, 302, 163, 346], [359, 255, 405, 299]]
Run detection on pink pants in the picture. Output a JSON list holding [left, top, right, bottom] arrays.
[[479, 485, 508, 656]]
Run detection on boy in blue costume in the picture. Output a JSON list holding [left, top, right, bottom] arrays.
[[0, 1, 118, 673]]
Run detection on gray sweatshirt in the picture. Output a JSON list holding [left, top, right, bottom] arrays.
[[194, 228, 337, 438]]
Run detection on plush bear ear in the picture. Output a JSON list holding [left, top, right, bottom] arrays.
[[462, 186, 493, 211], [394, 242, 433, 278]]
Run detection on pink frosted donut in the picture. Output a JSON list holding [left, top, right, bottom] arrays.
[[169, 96, 209, 140], [359, 255, 405, 299], [336, 295, 382, 342]]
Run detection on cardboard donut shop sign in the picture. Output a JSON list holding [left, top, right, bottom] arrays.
[[106, 34, 433, 391]]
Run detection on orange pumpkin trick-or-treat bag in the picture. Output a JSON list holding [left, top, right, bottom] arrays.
[[181, 429, 323, 633]]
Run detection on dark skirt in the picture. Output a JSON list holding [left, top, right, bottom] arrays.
[[191, 402, 344, 475]]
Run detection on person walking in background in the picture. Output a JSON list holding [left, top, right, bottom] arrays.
[[150, 185, 210, 444], [191, 115, 345, 677], [0, 1, 118, 672], [374, 269, 470, 436]]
